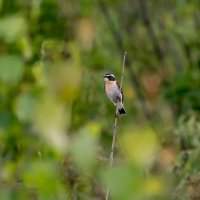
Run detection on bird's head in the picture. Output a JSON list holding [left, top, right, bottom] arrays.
[[102, 73, 116, 82]]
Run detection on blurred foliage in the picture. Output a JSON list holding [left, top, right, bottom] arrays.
[[0, 0, 200, 199]]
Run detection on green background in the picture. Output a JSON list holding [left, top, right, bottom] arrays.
[[0, 0, 200, 199]]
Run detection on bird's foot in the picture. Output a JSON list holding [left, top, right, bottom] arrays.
[[115, 113, 120, 118]]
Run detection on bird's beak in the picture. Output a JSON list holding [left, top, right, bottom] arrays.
[[102, 75, 106, 78]]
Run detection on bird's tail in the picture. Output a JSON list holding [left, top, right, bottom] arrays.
[[117, 102, 126, 115]]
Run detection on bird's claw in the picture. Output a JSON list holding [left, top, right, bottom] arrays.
[[115, 113, 119, 118]]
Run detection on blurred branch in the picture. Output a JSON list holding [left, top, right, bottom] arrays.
[[105, 52, 126, 200], [97, 0, 151, 119], [167, 0, 194, 68], [194, 12, 200, 29], [157, 17, 184, 71], [138, 0, 165, 61], [97, 0, 124, 52]]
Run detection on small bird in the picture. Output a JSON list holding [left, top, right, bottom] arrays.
[[103, 73, 126, 115]]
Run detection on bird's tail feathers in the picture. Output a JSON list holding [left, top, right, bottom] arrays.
[[117, 102, 126, 115], [118, 107, 126, 115]]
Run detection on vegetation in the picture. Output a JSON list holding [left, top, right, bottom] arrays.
[[0, 0, 200, 199]]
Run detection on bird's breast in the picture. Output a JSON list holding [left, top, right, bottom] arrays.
[[105, 82, 119, 102], [105, 82, 118, 92]]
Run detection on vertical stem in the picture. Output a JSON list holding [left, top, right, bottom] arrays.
[[105, 52, 127, 200], [139, 0, 165, 61]]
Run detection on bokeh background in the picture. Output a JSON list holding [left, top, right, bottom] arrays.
[[0, 0, 200, 199]]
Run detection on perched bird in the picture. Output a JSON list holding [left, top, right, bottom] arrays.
[[103, 73, 126, 115]]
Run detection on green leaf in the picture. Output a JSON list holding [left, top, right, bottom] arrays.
[[0, 15, 27, 42], [15, 91, 37, 122], [23, 161, 63, 196], [71, 133, 97, 171], [0, 55, 24, 85], [102, 165, 143, 200]]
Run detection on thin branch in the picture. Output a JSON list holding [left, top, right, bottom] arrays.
[[97, 0, 151, 120], [105, 52, 127, 200]]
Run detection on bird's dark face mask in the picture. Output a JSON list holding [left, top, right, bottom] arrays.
[[103, 74, 116, 81]]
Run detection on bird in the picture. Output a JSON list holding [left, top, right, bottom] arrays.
[[103, 73, 126, 116]]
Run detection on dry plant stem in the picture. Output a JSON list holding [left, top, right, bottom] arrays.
[[105, 52, 127, 200]]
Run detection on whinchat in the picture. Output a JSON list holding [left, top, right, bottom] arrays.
[[103, 73, 126, 116]]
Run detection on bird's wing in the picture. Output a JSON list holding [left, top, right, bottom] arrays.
[[117, 82, 124, 102]]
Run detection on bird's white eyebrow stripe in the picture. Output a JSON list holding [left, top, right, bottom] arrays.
[[105, 74, 115, 77]]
